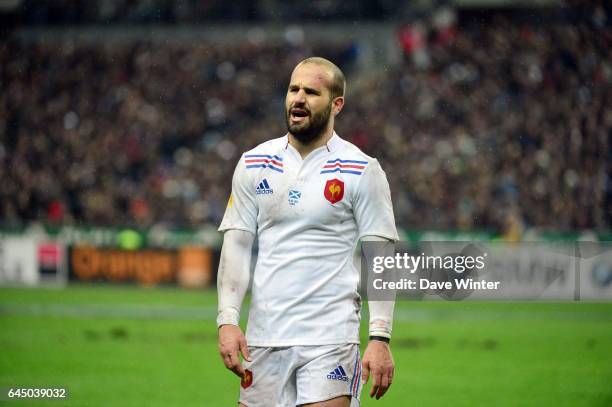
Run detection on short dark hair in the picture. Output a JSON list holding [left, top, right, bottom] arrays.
[[297, 57, 346, 99]]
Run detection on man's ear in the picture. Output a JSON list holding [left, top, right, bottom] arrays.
[[332, 96, 345, 116]]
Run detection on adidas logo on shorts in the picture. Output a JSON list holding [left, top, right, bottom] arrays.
[[326, 366, 349, 382]]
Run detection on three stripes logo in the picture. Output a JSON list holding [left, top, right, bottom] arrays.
[[327, 365, 349, 382], [255, 179, 273, 195]]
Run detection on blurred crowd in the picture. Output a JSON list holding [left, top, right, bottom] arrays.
[[361, 12, 611, 233], [12, 0, 402, 24], [0, 11, 610, 234], [0, 38, 358, 228]]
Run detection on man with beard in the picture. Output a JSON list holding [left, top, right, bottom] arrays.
[[217, 57, 398, 407]]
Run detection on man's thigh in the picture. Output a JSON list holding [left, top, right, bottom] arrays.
[[299, 395, 351, 407], [242, 398, 351, 407], [239, 347, 296, 407], [238, 344, 361, 407], [242, 395, 351, 407], [295, 344, 361, 406]]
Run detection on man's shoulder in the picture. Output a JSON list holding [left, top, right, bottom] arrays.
[[237, 136, 286, 175]]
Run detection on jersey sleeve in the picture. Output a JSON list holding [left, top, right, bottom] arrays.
[[353, 159, 399, 241], [218, 155, 258, 234]]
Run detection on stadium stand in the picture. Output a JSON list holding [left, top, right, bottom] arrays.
[[0, 4, 609, 234]]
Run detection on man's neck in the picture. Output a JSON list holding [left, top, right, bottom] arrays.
[[288, 127, 334, 159]]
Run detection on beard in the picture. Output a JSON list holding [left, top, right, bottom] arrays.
[[285, 101, 332, 144]]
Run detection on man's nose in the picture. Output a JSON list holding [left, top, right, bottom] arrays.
[[293, 90, 306, 103]]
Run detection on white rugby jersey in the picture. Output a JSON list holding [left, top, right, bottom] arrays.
[[219, 132, 398, 346]]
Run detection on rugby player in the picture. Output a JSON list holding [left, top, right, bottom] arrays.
[[217, 57, 398, 406]]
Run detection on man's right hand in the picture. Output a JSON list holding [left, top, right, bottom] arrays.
[[218, 324, 251, 378]]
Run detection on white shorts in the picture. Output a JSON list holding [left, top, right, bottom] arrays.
[[239, 344, 362, 407]]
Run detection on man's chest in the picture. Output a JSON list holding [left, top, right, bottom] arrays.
[[252, 163, 356, 227]]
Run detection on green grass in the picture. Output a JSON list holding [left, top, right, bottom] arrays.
[[0, 285, 611, 406]]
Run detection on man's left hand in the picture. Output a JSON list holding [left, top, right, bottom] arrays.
[[361, 340, 394, 399]]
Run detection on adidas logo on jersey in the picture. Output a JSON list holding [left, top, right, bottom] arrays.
[[256, 179, 273, 195], [326, 366, 349, 382]]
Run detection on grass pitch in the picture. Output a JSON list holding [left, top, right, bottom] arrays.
[[0, 285, 611, 406]]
